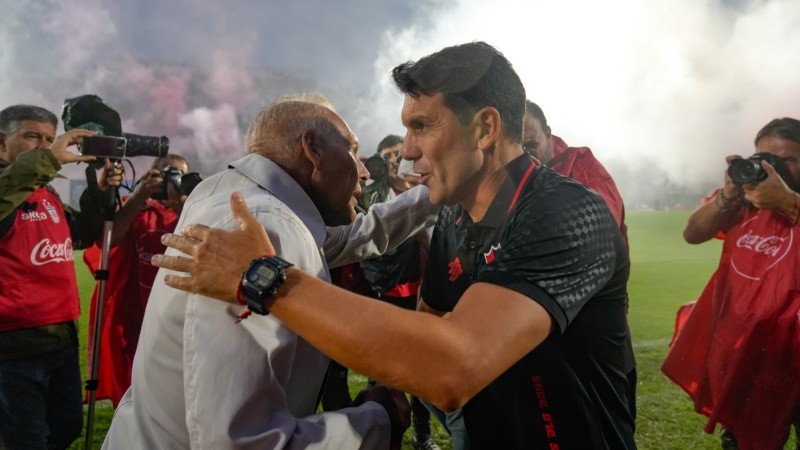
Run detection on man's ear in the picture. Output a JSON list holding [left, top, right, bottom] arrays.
[[473, 107, 501, 151], [298, 129, 324, 172], [545, 125, 552, 140]]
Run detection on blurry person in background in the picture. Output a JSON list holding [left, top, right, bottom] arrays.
[[663, 117, 800, 450], [0, 104, 121, 450], [522, 100, 627, 243], [82, 154, 195, 408]]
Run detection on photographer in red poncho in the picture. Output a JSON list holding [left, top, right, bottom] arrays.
[[662, 117, 800, 450], [83, 154, 197, 407]]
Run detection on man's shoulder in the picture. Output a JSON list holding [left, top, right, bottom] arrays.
[[516, 166, 612, 228]]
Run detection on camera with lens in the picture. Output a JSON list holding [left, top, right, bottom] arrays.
[[62, 94, 169, 167], [363, 154, 389, 182], [727, 152, 792, 185], [151, 167, 203, 200], [80, 133, 169, 160]]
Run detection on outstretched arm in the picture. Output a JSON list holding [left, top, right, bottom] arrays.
[[684, 155, 745, 244], [0, 129, 98, 220], [107, 167, 164, 247], [323, 185, 438, 267], [153, 192, 552, 411]]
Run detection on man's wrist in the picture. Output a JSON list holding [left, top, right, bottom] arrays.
[[237, 254, 292, 315], [715, 190, 740, 214]]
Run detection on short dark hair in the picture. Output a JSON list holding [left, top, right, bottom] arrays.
[[152, 154, 190, 171], [525, 100, 548, 129], [755, 117, 800, 146], [391, 41, 525, 144], [377, 135, 403, 152], [0, 105, 58, 134]]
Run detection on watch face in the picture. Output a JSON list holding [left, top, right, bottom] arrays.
[[249, 264, 277, 286]]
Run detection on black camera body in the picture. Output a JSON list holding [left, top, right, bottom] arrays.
[[81, 133, 169, 160], [363, 154, 389, 182], [151, 167, 203, 200], [727, 152, 792, 186]]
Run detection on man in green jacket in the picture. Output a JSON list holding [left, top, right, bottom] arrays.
[[0, 104, 120, 450]]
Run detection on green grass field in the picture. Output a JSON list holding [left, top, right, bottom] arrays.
[[66, 210, 796, 449]]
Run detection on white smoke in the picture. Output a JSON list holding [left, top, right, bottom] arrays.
[[357, 0, 800, 206], [3, 0, 799, 207]]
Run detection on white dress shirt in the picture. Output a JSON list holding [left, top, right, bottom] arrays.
[[103, 153, 437, 449]]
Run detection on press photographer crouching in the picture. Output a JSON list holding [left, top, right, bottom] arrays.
[[0, 104, 122, 450]]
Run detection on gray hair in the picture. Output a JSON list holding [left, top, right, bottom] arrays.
[[244, 97, 343, 164], [272, 92, 336, 112], [0, 105, 58, 134]]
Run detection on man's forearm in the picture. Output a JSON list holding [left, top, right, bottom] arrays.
[[684, 193, 740, 244], [108, 191, 149, 247], [267, 269, 550, 411], [324, 185, 438, 268]]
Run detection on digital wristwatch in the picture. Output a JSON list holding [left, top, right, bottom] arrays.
[[238, 255, 294, 315]]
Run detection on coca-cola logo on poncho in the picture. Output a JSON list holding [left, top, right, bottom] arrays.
[[731, 216, 794, 280]]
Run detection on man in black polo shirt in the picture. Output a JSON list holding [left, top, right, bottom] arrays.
[[152, 41, 636, 449], [420, 158, 632, 448]]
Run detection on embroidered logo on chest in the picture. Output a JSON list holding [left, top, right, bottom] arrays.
[[483, 243, 501, 264], [42, 199, 61, 223], [448, 257, 463, 282]]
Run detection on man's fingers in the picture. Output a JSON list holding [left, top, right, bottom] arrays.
[[725, 154, 743, 165], [230, 192, 260, 232], [761, 160, 777, 175], [161, 232, 202, 256], [178, 224, 213, 244], [163, 273, 195, 292], [151, 254, 194, 273]]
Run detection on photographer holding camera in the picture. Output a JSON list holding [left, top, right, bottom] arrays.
[[663, 117, 800, 449], [0, 104, 122, 450], [83, 153, 199, 407]]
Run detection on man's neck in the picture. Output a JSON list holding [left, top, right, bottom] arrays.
[[461, 144, 525, 222]]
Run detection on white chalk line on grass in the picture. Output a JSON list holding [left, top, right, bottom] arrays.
[[633, 338, 671, 349]]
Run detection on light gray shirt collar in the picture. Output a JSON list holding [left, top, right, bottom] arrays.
[[228, 153, 326, 249]]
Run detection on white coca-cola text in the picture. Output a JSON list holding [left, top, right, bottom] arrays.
[[735, 229, 786, 257], [30, 238, 74, 266]]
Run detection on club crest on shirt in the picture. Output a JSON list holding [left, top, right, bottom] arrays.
[[484, 243, 501, 264], [42, 199, 61, 223], [448, 257, 463, 282]]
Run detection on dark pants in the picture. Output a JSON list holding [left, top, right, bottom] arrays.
[[321, 360, 352, 411], [0, 345, 83, 450]]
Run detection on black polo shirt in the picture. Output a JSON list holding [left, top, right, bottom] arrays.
[[422, 154, 635, 449]]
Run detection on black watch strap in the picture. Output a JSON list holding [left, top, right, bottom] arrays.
[[239, 255, 294, 315]]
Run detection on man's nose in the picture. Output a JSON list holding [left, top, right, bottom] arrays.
[[400, 139, 418, 161], [357, 157, 370, 181]]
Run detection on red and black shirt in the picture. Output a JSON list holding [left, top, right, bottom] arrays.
[[422, 154, 635, 449]]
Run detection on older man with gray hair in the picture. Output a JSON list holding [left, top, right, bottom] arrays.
[[104, 96, 438, 449]]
